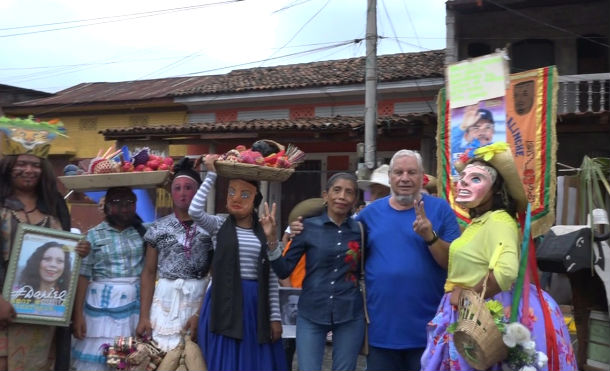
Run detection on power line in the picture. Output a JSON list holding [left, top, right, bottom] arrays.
[[401, 0, 423, 49], [14, 39, 359, 115], [0, 0, 242, 38], [483, 0, 609, 48], [273, 0, 316, 14], [263, 0, 332, 65], [185, 39, 360, 76], [380, 0, 434, 112]]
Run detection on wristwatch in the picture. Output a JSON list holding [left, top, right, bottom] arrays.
[[426, 230, 439, 245]]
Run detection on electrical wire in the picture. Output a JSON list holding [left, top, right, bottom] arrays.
[[380, 0, 434, 112], [263, 0, 332, 65], [483, 0, 609, 49], [15, 39, 361, 115], [273, 0, 315, 14], [0, 0, 242, 38]]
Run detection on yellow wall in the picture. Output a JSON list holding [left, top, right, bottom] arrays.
[[50, 111, 188, 158]]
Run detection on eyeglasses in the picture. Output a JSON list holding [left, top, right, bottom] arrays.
[[228, 188, 252, 199], [107, 199, 136, 207]]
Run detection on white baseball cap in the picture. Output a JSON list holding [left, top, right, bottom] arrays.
[[357, 164, 390, 191]]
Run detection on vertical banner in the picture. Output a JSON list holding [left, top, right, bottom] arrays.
[[437, 66, 558, 237]]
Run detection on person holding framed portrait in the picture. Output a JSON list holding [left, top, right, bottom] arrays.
[[0, 116, 90, 371]]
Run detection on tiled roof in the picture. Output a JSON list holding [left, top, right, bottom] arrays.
[[173, 50, 445, 96], [100, 114, 435, 139], [11, 50, 444, 107]]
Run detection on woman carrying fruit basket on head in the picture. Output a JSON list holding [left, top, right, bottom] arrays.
[[188, 154, 287, 371], [136, 157, 213, 351]]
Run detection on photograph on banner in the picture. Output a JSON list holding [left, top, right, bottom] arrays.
[[2, 224, 82, 326], [279, 287, 301, 338], [449, 97, 507, 176], [437, 65, 558, 235], [446, 51, 509, 177]]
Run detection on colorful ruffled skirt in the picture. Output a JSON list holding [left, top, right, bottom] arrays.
[[197, 279, 288, 371], [71, 278, 140, 371], [421, 284, 577, 371]]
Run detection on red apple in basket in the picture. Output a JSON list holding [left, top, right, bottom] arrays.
[[162, 157, 174, 166], [143, 167, 154, 172], [146, 159, 160, 170], [158, 163, 170, 171], [121, 162, 134, 172], [135, 164, 146, 172]]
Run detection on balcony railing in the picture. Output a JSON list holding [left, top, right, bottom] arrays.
[[558, 73, 610, 114]]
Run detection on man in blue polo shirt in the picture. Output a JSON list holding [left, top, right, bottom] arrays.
[[356, 149, 461, 371]]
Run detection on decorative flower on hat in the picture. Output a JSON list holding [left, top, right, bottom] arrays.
[[473, 142, 509, 162], [456, 141, 510, 169]]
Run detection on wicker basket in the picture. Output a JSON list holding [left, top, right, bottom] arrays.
[[214, 161, 294, 182], [58, 171, 170, 192], [453, 275, 508, 370]]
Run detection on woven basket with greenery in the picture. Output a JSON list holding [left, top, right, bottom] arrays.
[[453, 274, 508, 370]]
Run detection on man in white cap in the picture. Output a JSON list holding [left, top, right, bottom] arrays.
[[357, 164, 391, 202]]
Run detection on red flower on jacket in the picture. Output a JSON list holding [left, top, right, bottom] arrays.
[[344, 241, 360, 268], [344, 240, 360, 284]]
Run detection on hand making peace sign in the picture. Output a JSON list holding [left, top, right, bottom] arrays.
[[412, 199, 434, 242], [259, 201, 278, 244]]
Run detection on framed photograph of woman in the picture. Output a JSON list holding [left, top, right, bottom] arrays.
[[2, 223, 82, 326]]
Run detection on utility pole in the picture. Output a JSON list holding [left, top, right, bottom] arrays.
[[363, 0, 377, 173]]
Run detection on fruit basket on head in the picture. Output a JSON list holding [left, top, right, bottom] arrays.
[[213, 140, 305, 183], [58, 146, 173, 192]]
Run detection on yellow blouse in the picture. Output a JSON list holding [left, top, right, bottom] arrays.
[[444, 210, 519, 293]]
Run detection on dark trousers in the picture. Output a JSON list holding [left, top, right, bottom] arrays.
[[282, 338, 296, 371], [366, 345, 424, 371], [54, 326, 72, 371]]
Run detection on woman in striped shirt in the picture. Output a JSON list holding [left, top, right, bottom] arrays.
[[188, 154, 286, 371]]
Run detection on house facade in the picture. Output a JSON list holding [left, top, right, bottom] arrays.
[[4, 50, 444, 231]]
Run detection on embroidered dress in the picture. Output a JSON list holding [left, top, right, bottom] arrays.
[[143, 214, 212, 351], [0, 205, 62, 371], [421, 210, 576, 371], [71, 221, 144, 371]]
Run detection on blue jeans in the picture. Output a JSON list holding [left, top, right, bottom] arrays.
[[366, 345, 424, 371], [296, 314, 365, 371]]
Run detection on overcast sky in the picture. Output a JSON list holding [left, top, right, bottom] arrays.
[[0, 0, 446, 93]]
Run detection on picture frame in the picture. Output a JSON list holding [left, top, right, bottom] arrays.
[[2, 223, 83, 327], [279, 287, 301, 338]]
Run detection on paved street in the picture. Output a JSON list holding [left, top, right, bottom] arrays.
[[290, 345, 367, 371]]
